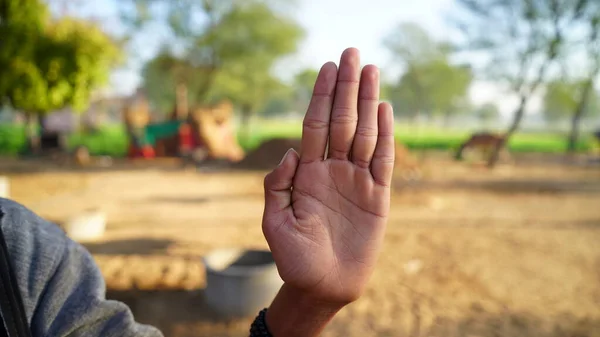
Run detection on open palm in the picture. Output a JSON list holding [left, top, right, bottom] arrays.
[[262, 48, 395, 304]]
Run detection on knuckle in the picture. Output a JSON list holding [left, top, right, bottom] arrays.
[[374, 153, 395, 165], [337, 78, 360, 84], [328, 148, 349, 159], [353, 157, 371, 168], [355, 126, 378, 138], [330, 109, 357, 125], [377, 131, 395, 138], [373, 176, 392, 188], [311, 92, 333, 99], [359, 95, 379, 102], [263, 171, 275, 188], [302, 118, 328, 130], [333, 105, 355, 115]]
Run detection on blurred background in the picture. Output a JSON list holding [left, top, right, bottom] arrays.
[[0, 0, 599, 336]]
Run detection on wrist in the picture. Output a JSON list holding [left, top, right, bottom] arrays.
[[265, 283, 346, 337]]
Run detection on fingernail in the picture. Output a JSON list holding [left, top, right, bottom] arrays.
[[279, 148, 293, 166]]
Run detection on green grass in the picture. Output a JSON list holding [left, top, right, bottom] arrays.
[[241, 121, 594, 153], [0, 124, 28, 156], [0, 121, 595, 157], [67, 126, 129, 157]]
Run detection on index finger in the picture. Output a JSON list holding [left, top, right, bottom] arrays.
[[300, 62, 338, 163], [371, 103, 395, 187]]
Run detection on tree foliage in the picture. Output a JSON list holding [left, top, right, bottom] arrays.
[[561, 0, 600, 152], [0, 0, 122, 115], [383, 23, 472, 121], [294, 69, 319, 98], [453, 0, 585, 165], [141, 48, 213, 114], [454, 0, 574, 95], [0, 0, 47, 107], [476, 103, 501, 124], [291, 68, 319, 112], [543, 80, 600, 123], [141, 0, 304, 122], [543, 80, 579, 123], [203, 2, 304, 110], [118, 0, 298, 57], [383, 23, 452, 66]]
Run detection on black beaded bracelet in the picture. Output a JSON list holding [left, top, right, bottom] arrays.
[[249, 308, 273, 337]]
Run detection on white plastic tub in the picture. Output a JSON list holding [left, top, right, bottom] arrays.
[[63, 209, 106, 242], [203, 248, 283, 318]]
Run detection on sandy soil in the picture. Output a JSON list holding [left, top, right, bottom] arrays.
[[2, 154, 600, 337]]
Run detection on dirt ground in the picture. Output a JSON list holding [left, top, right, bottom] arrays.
[[2, 153, 600, 337]]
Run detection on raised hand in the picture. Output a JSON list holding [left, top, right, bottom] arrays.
[[261, 48, 395, 336]]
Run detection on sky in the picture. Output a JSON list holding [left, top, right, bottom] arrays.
[[76, 0, 533, 116], [281, 0, 454, 77]]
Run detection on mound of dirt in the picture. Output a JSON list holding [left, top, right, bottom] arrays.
[[235, 138, 302, 170]]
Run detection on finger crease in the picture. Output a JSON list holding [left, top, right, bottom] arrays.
[[303, 119, 329, 130], [323, 181, 387, 220], [353, 158, 372, 169], [355, 126, 378, 138], [294, 188, 368, 241], [311, 92, 334, 99], [336, 79, 360, 84]]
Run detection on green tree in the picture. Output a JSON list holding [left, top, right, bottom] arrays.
[[261, 90, 294, 117], [140, 1, 304, 138], [383, 23, 472, 124], [476, 102, 500, 127], [141, 48, 214, 116], [201, 2, 303, 120], [292, 68, 319, 114], [117, 0, 298, 69], [0, 0, 47, 106], [543, 79, 600, 130], [0, 0, 121, 150], [543, 80, 581, 124], [454, 0, 583, 166], [294, 69, 319, 96], [564, 0, 600, 153]]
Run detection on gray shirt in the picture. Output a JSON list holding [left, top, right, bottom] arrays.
[[0, 198, 164, 337]]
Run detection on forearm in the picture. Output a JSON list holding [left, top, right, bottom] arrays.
[[265, 283, 345, 337]]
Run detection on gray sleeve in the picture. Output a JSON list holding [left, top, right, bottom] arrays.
[[0, 198, 163, 337]]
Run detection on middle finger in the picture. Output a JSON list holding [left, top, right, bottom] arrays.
[[327, 48, 361, 160]]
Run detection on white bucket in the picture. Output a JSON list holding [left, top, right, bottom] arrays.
[[0, 177, 9, 198], [64, 209, 106, 242], [203, 248, 283, 318]]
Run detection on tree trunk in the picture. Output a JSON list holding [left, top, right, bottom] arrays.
[[175, 83, 188, 120], [487, 96, 527, 168], [442, 110, 452, 129], [567, 78, 594, 154], [38, 114, 48, 134], [239, 105, 252, 145], [25, 114, 41, 154]]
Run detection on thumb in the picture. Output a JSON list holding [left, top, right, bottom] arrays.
[[263, 148, 299, 215]]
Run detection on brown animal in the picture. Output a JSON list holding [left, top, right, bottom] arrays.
[[455, 132, 508, 162]]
